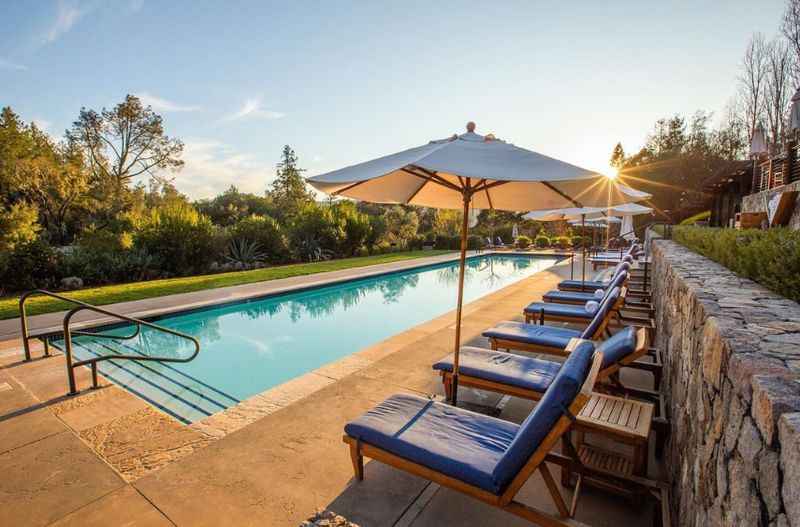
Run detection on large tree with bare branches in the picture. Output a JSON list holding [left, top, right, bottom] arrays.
[[68, 94, 184, 187], [765, 37, 793, 149], [782, 0, 800, 84], [738, 33, 770, 141]]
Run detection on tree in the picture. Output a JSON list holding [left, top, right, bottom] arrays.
[[267, 145, 313, 221], [782, 0, 800, 84], [195, 185, 275, 226], [765, 37, 793, 149], [383, 206, 419, 247], [738, 34, 770, 141], [433, 209, 462, 237], [0, 201, 40, 252], [68, 95, 184, 185], [609, 142, 626, 170]]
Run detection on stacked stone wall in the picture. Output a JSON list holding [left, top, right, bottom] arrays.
[[652, 240, 800, 526]]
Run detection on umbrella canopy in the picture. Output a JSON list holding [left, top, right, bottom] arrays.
[[511, 223, 519, 240], [568, 217, 621, 226], [791, 87, 800, 132], [749, 124, 768, 157], [307, 123, 650, 405], [524, 202, 652, 221]]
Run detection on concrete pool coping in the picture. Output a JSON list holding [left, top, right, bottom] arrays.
[[0, 249, 573, 342]]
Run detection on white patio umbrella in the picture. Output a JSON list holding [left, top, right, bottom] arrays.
[[511, 223, 519, 242], [749, 124, 768, 157], [307, 123, 650, 404]]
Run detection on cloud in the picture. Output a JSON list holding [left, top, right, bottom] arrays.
[[44, 1, 84, 43], [226, 97, 285, 121], [172, 139, 272, 199], [31, 118, 52, 132], [136, 92, 201, 112], [0, 58, 27, 71]]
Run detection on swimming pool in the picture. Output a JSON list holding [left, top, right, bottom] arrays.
[[52, 253, 559, 423]]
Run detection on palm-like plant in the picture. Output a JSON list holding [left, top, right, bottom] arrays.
[[226, 238, 267, 266]]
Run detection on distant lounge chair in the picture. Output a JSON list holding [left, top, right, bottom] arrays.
[[523, 278, 628, 325], [343, 342, 602, 525], [482, 287, 621, 357], [433, 327, 654, 403], [542, 265, 630, 305], [556, 258, 633, 292]]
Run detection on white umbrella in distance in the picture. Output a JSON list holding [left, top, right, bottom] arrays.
[[307, 123, 650, 405], [790, 87, 800, 133]]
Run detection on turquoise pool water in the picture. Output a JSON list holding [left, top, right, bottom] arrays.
[[55, 254, 558, 423]]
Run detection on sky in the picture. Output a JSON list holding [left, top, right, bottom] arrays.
[[0, 0, 788, 199]]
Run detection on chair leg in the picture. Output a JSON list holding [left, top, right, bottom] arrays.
[[540, 463, 571, 518], [443, 374, 453, 400], [349, 442, 364, 481]]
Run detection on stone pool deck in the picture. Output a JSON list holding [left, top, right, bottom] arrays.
[[0, 251, 653, 526]]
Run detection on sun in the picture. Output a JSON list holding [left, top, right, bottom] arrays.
[[605, 169, 619, 180]]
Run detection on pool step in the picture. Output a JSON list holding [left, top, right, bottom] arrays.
[[53, 337, 238, 424]]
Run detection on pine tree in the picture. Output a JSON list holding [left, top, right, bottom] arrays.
[[609, 142, 626, 170], [268, 145, 313, 221]]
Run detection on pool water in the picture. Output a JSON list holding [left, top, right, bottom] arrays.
[[54, 254, 559, 423]]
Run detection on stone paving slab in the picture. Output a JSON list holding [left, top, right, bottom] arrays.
[[49, 485, 174, 527], [0, 431, 125, 527]]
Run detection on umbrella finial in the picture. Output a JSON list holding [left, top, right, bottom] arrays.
[[466, 121, 476, 133]]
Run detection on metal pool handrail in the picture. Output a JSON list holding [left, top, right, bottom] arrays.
[[19, 289, 200, 395]]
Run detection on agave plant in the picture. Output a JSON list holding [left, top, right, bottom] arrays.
[[295, 235, 334, 262], [225, 238, 267, 266]]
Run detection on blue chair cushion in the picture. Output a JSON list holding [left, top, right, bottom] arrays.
[[432, 347, 561, 392], [597, 326, 638, 369], [344, 393, 518, 494], [482, 321, 581, 348], [543, 290, 600, 303], [524, 302, 594, 319], [492, 341, 595, 491], [556, 279, 608, 291]]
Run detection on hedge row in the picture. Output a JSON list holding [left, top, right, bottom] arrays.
[[672, 226, 800, 303]]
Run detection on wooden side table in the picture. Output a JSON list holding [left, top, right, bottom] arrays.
[[562, 392, 654, 496]]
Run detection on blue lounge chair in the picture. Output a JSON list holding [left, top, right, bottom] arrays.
[[483, 287, 621, 356], [343, 342, 602, 524], [433, 327, 651, 402], [543, 263, 631, 305], [524, 273, 628, 324], [556, 257, 633, 292]]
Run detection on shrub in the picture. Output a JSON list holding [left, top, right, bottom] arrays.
[[0, 239, 62, 292], [570, 235, 588, 248], [434, 234, 460, 250], [134, 201, 216, 275], [553, 235, 571, 249], [467, 234, 484, 250], [229, 214, 288, 263], [289, 204, 343, 261], [0, 202, 40, 252], [534, 234, 550, 248], [516, 235, 532, 249], [77, 226, 133, 252], [63, 247, 160, 285], [672, 226, 800, 303]]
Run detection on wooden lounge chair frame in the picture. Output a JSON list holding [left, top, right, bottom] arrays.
[[524, 287, 628, 326], [440, 330, 651, 404], [343, 351, 604, 526]]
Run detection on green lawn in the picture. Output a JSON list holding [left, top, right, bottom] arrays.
[[2, 250, 453, 320]]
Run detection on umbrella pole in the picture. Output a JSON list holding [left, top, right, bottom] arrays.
[[581, 214, 586, 291], [450, 194, 471, 406]]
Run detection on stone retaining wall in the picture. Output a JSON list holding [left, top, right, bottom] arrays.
[[652, 240, 800, 527], [742, 181, 800, 229]]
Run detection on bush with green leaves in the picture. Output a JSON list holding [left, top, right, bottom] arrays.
[[133, 201, 216, 276], [289, 204, 343, 261], [672, 226, 800, 303], [0, 202, 40, 252], [334, 202, 371, 257], [552, 235, 571, 249], [62, 248, 159, 285], [229, 214, 288, 263], [570, 235, 589, 248], [534, 234, 550, 248], [516, 235, 532, 249], [0, 239, 62, 293], [225, 238, 267, 267]]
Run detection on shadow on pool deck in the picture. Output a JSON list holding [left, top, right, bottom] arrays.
[[0, 254, 657, 526]]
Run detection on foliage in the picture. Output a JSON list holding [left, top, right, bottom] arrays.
[[289, 203, 342, 261], [77, 226, 133, 252], [333, 201, 371, 256], [62, 248, 158, 285], [228, 214, 288, 263], [225, 238, 266, 266], [679, 210, 711, 225], [267, 145, 313, 222], [673, 226, 800, 302], [552, 235, 571, 249], [383, 206, 419, 248], [534, 234, 550, 248], [432, 209, 462, 237], [133, 201, 216, 275], [0, 251, 453, 319], [0, 239, 61, 293], [0, 201, 40, 252], [516, 235, 532, 249], [195, 186, 274, 226], [570, 235, 589, 248]]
